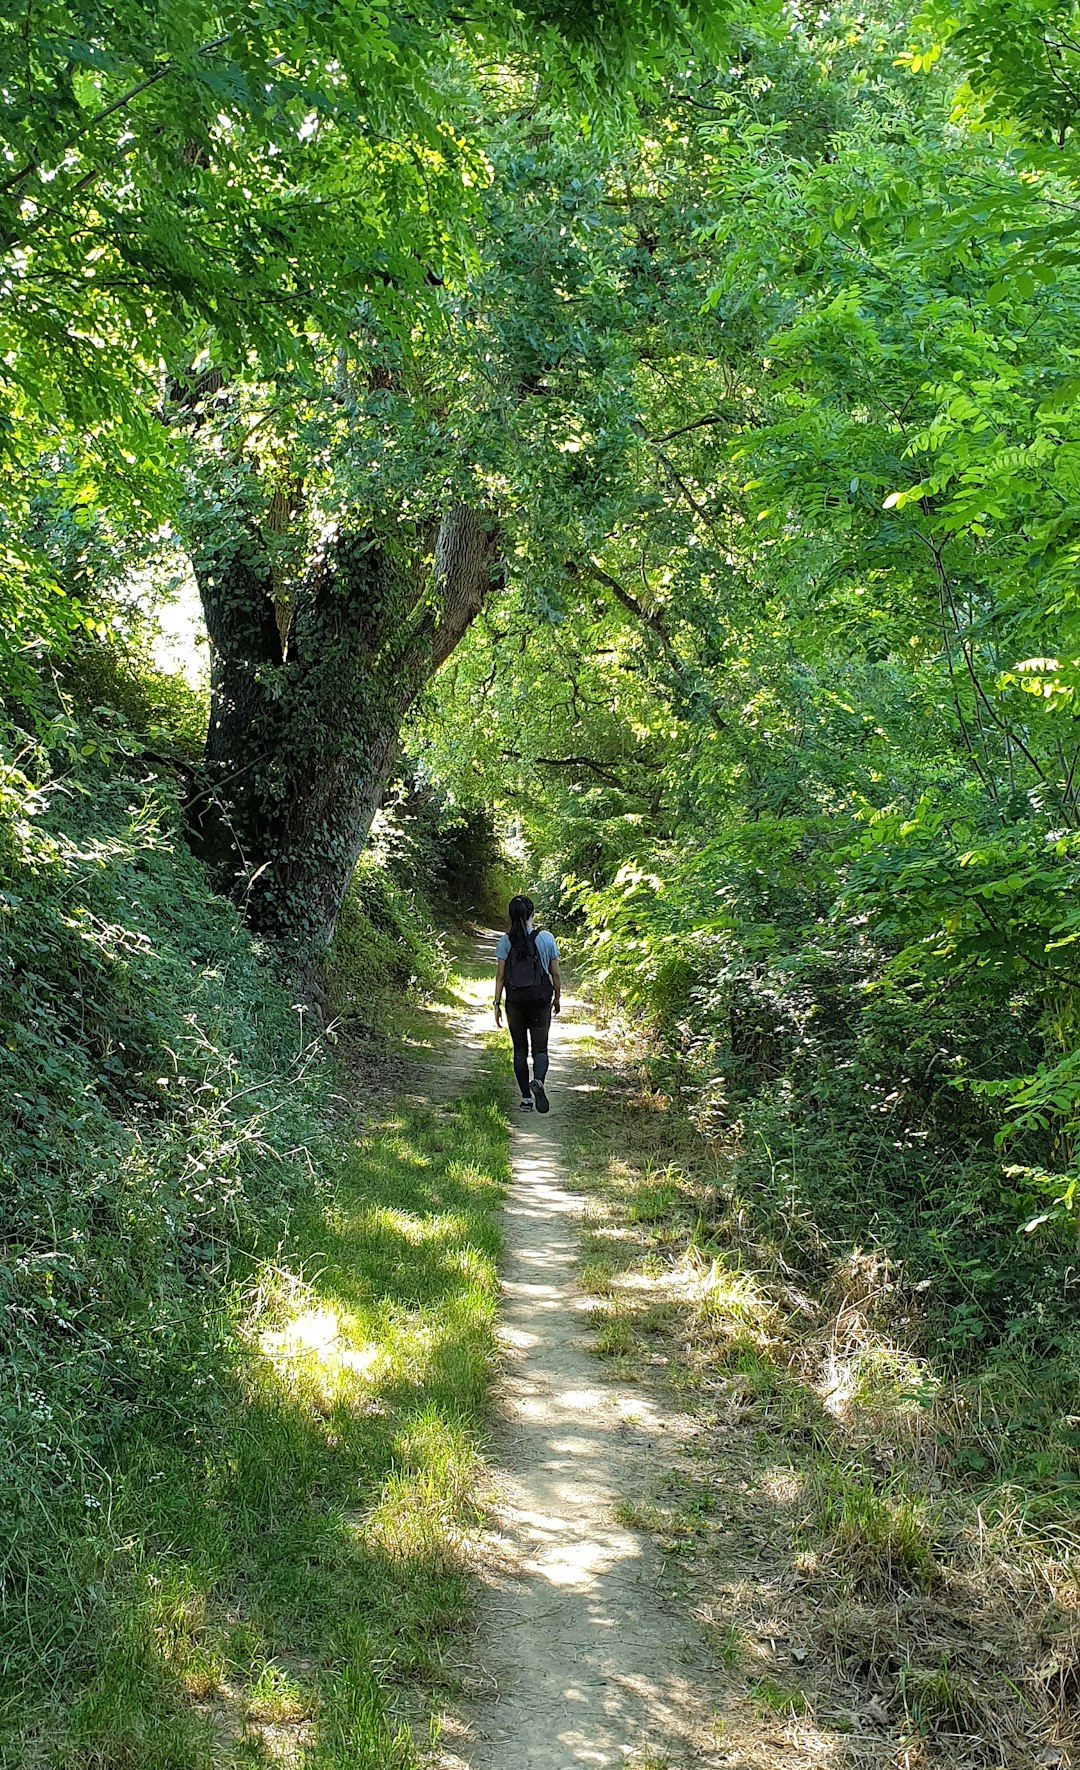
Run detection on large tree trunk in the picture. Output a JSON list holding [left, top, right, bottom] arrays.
[[187, 505, 499, 953]]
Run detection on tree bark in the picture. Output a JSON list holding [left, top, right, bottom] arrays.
[[187, 504, 500, 954]]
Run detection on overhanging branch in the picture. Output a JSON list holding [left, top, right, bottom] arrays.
[[568, 557, 727, 731]]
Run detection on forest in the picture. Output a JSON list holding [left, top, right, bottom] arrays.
[[4, 0, 1080, 1763]]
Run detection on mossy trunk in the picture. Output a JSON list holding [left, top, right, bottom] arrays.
[[188, 506, 499, 951]]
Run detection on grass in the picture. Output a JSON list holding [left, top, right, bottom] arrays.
[[701, 1617, 744, 1670], [810, 1467, 939, 1595], [897, 1662, 984, 1737], [748, 1677, 808, 1717], [579, 1253, 616, 1294], [564, 1036, 1080, 1770], [43, 1075, 509, 1770], [0, 827, 510, 1770], [590, 1296, 637, 1358]]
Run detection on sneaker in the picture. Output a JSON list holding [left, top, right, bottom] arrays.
[[531, 1080, 550, 1114], [519, 1097, 534, 1111]]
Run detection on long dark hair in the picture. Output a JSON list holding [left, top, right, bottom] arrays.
[[507, 895, 535, 958]]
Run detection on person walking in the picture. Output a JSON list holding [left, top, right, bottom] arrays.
[[493, 895, 562, 1112]]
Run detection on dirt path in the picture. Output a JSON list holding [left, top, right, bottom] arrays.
[[449, 959, 725, 1770], [428, 938, 1075, 1770]]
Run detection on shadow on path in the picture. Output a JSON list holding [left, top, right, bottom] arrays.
[[456, 970, 734, 1770]]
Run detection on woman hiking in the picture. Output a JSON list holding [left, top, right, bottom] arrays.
[[493, 895, 562, 1113]]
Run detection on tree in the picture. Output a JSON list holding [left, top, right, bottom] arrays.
[[177, 88, 690, 953], [189, 500, 499, 950], [1, 0, 727, 955], [409, 6, 1080, 1239], [0, 0, 482, 666]]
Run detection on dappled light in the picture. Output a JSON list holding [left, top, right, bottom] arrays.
[[6, 0, 1080, 1759], [564, 1059, 1080, 1769], [465, 1016, 735, 1767]]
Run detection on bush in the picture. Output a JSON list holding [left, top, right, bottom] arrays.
[[0, 717, 332, 1711], [326, 854, 447, 1017], [576, 821, 1076, 1361], [323, 783, 509, 1022], [57, 631, 208, 757]]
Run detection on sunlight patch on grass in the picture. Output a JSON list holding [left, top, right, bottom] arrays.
[[245, 1662, 314, 1725], [693, 1254, 774, 1333], [55, 1082, 510, 1770], [259, 1307, 383, 1385], [591, 1297, 637, 1358]]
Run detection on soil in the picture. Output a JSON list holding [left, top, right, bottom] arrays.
[[431, 938, 1076, 1770], [444, 944, 727, 1770]]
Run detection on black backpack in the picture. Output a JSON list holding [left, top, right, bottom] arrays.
[[504, 931, 553, 1007]]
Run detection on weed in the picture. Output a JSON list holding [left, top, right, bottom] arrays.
[[811, 1466, 939, 1595], [614, 1496, 666, 1532], [626, 1166, 687, 1224], [694, 1256, 773, 1332], [579, 1254, 616, 1294], [591, 1298, 636, 1357], [702, 1617, 744, 1669], [245, 1663, 314, 1724], [749, 1676, 808, 1716], [897, 1661, 985, 1738]]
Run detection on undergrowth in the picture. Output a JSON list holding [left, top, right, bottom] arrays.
[[0, 712, 509, 1766], [324, 791, 507, 1027], [567, 1040, 1080, 1769]]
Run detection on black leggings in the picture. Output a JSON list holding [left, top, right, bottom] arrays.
[[505, 996, 551, 1098]]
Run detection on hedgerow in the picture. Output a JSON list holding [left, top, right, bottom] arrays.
[[0, 714, 333, 1720]]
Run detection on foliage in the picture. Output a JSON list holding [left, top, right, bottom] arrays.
[[0, 691, 512, 1761], [324, 783, 505, 1020], [53, 1080, 508, 1770], [0, 0, 724, 679], [416, 3, 1080, 1347], [0, 724, 309, 1726], [10, 0, 1080, 1748]]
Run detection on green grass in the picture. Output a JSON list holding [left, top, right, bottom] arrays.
[[809, 1466, 939, 1596], [748, 1677, 808, 1717], [590, 1297, 636, 1358], [897, 1661, 988, 1738], [706, 1619, 744, 1670], [579, 1253, 617, 1294], [559, 1050, 1080, 1766], [625, 1168, 684, 1225], [30, 1080, 509, 1770], [0, 729, 510, 1768]]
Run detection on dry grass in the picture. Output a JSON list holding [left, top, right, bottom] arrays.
[[567, 1046, 1080, 1770]]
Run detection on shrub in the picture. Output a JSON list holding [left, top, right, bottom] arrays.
[[0, 719, 332, 1708]]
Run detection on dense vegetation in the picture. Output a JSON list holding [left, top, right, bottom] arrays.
[[5, 0, 1080, 1757]]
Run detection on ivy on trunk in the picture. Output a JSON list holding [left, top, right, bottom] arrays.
[[188, 503, 500, 953]]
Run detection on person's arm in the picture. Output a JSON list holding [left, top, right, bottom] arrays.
[[549, 956, 562, 1015], [494, 957, 505, 1025]]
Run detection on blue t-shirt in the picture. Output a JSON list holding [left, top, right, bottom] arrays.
[[496, 928, 559, 974]]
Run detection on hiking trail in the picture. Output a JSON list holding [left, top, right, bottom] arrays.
[[440, 936, 726, 1770]]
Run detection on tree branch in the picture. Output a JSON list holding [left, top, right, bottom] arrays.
[[649, 413, 727, 445], [502, 749, 635, 790], [569, 557, 727, 731], [0, 33, 232, 201], [429, 504, 501, 671]]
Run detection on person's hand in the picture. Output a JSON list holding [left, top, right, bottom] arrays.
[[494, 1001, 503, 1027], [553, 997, 561, 1017]]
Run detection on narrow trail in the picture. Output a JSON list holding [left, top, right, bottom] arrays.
[[447, 939, 724, 1770]]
